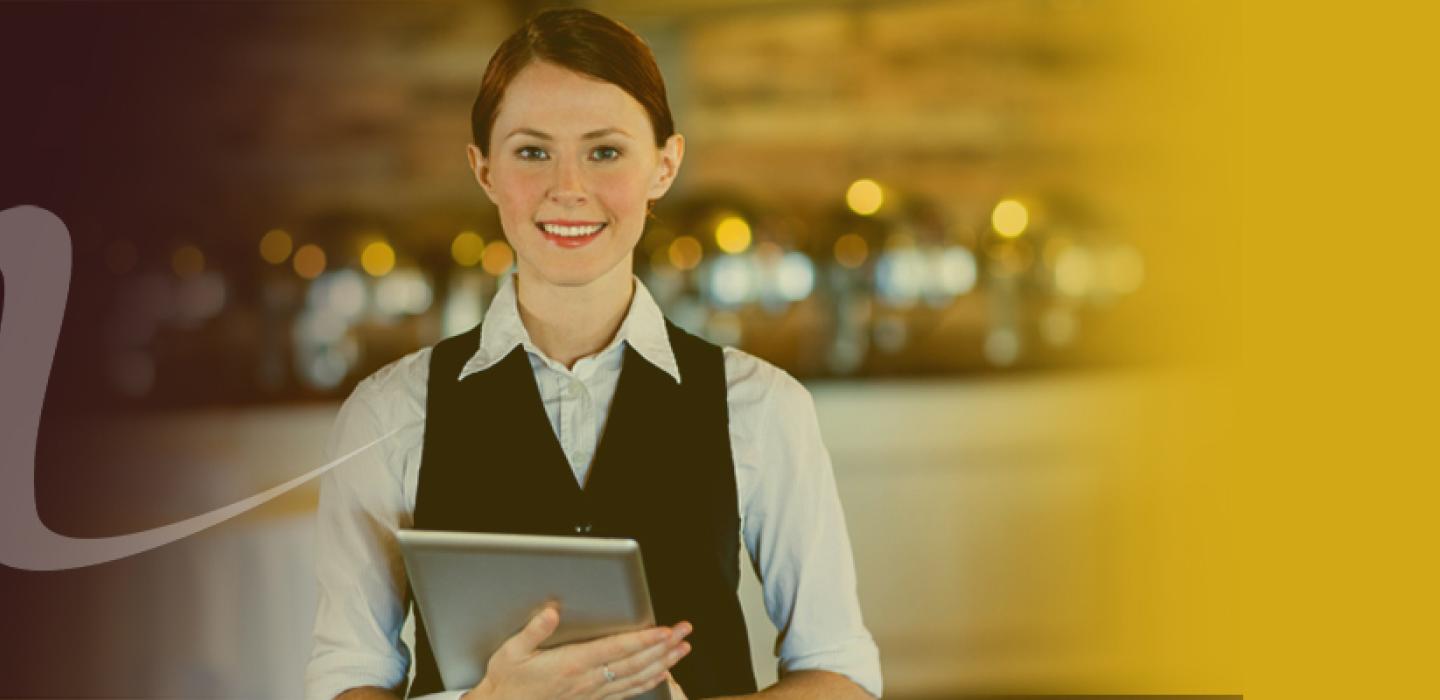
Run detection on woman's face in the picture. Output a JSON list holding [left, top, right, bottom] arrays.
[[468, 60, 684, 290]]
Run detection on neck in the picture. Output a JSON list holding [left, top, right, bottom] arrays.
[[513, 263, 634, 369]]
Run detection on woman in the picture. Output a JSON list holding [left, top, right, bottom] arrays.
[[304, 9, 880, 700]]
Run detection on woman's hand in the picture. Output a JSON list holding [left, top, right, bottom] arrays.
[[465, 605, 693, 700]]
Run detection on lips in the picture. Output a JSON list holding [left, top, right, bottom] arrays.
[[536, 220, 607, 249]]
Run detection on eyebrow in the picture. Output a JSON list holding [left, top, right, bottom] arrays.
[[504, 127, 631, 141]]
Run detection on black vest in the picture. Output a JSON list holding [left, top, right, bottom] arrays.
[[406, 321, 759, 699]]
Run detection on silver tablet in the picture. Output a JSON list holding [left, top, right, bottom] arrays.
[[397, 529, 672, 699]]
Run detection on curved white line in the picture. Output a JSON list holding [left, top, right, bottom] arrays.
[[0, 205, 395, 571]]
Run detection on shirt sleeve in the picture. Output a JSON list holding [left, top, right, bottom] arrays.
[[728, 351, 884, 698], [304, 377, 419, 700]]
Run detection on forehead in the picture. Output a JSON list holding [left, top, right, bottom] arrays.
[[493, 60, 653, 138]]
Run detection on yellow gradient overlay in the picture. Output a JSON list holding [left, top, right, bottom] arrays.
[[1235, 3, 1439, 700], [1118, 1, 1438, 698], [1053, 1, 1243, 694]]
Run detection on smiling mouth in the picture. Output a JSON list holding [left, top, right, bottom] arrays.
[[541, 221, 607, 237]]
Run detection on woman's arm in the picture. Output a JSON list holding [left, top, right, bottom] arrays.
[[305, 375, 424, 700], [710, 670, 876, 699], [335, 687, 403, 700], [725, 349, 884, 698]]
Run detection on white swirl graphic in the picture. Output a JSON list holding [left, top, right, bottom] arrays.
[[0, 205, 395, 571]]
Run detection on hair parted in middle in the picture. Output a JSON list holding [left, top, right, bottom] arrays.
[[470, 7, 676, 158]]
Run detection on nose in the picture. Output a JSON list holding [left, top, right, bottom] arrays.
[[547, 157, 588, 208]]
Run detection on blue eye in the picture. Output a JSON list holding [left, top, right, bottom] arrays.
[[590, 146, 621, 161], [516, 146, 548, 161]]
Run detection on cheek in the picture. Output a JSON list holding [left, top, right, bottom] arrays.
[[493, 176, 544, 222], [593, 172, 652, 218]]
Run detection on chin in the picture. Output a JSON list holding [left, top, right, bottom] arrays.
[[529, 259, 621, 288]]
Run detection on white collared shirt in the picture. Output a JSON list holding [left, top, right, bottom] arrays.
[[304, 273, 882, 700]]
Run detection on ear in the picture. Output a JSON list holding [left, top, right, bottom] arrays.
[[646, 133, 686, 200], [466, 143, 498, 204]]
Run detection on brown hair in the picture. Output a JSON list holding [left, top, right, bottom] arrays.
[[470, 8, 675, 157]]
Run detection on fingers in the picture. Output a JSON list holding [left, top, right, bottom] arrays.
[[503, 604, 560, 657], [594, 625, 692, 699], [599, 669, 670, 700], [618, 640, 691, 693], [571, 620, 685, 668], [603, 622, 692, 679], [597, 662, 677, 700]]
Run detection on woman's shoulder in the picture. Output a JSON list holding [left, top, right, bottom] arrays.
[[357, 345, 432, 396], [349, 322, 486, 423], [720, 345, 813, 414], [343, 344, 435, 427]]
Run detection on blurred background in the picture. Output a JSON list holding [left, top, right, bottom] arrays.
[[1, 0, 1241, 698]]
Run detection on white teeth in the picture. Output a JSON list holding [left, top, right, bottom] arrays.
[[540, 222, 605, 237]]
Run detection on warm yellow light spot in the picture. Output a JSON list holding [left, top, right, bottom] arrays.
[[293, 244, 327, 280], [361, 241, 396, 277], [451, 230, 485, 267], [846, 179, 884, 216], [992, 198, 1029, 238], [481, 240, 514, 276], [834, 233, 869, 269], [259, 228, 293, 265], [668, 236, 703, 271], [171, 245, 205, 279], [1054, 246, 1094, 296], [1102, 245, 1145, 295], [714, 216, 752, 254], [105, 239, 137, 275]]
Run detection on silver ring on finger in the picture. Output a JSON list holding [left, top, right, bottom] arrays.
[[601, 663, 617, 683]]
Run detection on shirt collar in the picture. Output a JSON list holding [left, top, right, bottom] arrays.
[[457, 272, 682, 385]]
